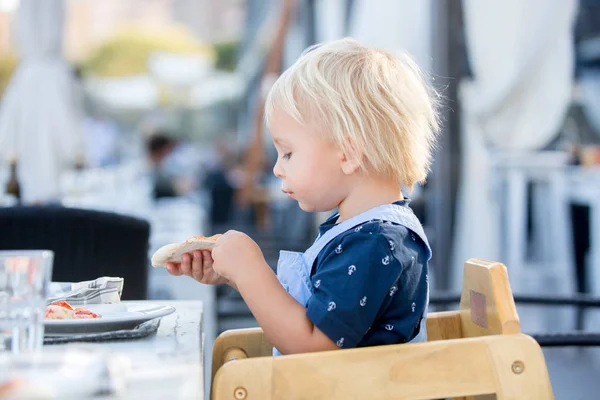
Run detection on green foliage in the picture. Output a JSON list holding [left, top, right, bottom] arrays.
[[80, 25, 216, 77], [0, 53, 17, 96], [213, 40, 239, 72]]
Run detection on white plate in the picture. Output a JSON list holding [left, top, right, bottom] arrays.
[[44, 303, 176, 336]]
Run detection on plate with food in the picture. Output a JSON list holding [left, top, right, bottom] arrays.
[[151, 234, 221, 267], [44, 301, 175, 336]]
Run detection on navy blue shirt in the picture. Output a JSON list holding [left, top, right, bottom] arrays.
[[305, 200, 430, 349]]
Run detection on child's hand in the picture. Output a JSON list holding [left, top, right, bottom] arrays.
[[165, 250, 230, 286], [211, 230, 266, 283]]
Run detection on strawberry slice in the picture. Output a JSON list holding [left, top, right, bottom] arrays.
[[50, 301, 74, 310], [73, 308, 100, 319]]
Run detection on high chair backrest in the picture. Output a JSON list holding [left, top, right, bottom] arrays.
[[427, 258, 520, 341]]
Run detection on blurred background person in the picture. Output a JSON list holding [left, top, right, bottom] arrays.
[[146, 132, 178, 199]]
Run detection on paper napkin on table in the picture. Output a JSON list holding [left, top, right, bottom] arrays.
[[47, 277, 124, 305]]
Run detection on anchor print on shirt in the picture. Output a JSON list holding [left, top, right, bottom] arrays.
[[336, 337, 345, 347], [335, 244, 343, 254], [385, 324, 394, 331], [411, 302, 416, 312], [348, 265, 356, 275], [382, 255, 390, 265], [354, 226, 363, 232], [314, 279, 321, 288], [327, 301, 337, 311], [389, 285, 398, 297], [389, 240, 395, 251], [359, 296, 367, 307]]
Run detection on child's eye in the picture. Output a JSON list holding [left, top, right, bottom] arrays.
[[282, 152, 292, 160]]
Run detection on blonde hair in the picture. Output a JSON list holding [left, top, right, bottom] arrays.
[[265, 37, 440, 188]]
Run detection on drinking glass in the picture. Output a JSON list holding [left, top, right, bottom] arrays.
[[0, 250, 54, 353]]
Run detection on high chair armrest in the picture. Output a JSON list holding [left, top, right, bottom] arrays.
[[211, 333, 553, 400], [211, 328, 273, 383]]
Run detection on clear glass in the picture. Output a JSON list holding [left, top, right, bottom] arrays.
[[0, 250, 54, 354]]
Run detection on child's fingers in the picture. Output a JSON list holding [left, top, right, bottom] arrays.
[[166, 263, 182, 276], [180, 253, 192, 276], [191, 251, 204, 281], [202, 250, 212, 269]]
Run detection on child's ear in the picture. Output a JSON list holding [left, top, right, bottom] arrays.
[[339, 147, 362, 175]]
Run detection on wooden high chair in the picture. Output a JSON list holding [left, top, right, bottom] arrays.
[[210, 259, 554, 399]]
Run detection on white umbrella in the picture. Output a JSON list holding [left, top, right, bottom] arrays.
[[0, 0, 83, 203]]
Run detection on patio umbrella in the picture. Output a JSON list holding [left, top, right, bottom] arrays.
[[0, 0, 83, 204]]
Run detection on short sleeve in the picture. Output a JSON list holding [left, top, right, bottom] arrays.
[[306, 232, 402, 348]]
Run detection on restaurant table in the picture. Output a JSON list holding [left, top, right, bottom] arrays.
[[43, 300, 205, 399]]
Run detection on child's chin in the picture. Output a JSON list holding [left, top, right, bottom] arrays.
[[298, 201, 327, 213], [297, 201, 315, 212]]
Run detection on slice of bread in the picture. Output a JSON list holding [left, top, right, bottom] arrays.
[[151, 234, 222, 267]]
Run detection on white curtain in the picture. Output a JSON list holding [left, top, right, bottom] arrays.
[[0, 0, 83, 203], [314, 0, 346, 43], [451, 0, 578, 289], [349, 0, 433, 72]]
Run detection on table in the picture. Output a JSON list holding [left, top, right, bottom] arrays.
[[46, 300, 204, 399], [492, 151, 575, 296], [147, 260, 217, 394], [568, 167, 600, 328], [107, 300, 203, 399]]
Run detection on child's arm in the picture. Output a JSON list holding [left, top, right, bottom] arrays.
[[237, 261, 338, 354], [211, 231, 338, 354]]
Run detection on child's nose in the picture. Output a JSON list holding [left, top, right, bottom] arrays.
[[273, 159, 284, 178]]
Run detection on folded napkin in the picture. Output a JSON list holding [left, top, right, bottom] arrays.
[[47, 277, 124, 306]]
